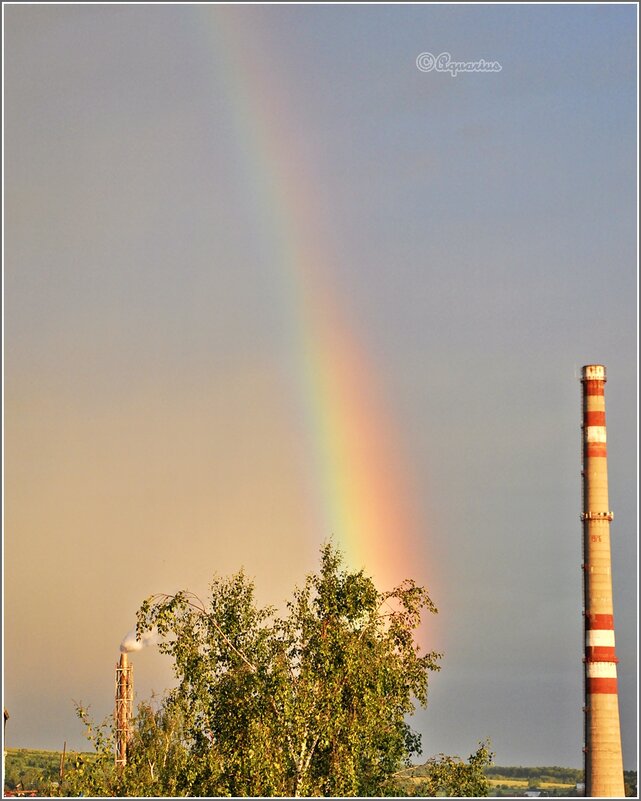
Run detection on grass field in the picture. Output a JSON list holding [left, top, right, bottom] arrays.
[[487, 777, 575, 789]]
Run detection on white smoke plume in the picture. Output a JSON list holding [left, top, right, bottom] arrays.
[[120, 627, 159, 654]]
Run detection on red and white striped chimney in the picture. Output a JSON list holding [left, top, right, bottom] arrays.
[[580, 365, 624, 797]]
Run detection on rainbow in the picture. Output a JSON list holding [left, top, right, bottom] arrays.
[[192, 8, 427, 590]]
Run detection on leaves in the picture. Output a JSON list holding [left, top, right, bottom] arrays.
[[62, 543, 449, 796], [396, 740, 495, 797]]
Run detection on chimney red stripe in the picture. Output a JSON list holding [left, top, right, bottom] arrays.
[[584, 411, 606, 426], [586, 614, 614, 630], [584, 381, 605, 396], [587, 677, 618, 694], [586, 646, 618, 662], [585, 443, 607, 457]]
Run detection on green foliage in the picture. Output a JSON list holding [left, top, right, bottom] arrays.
[[10, 740, 635, 800], [61, 543, 444, 797], [3, 748, 64, 793], [138, 543, 441, 796], [395, 740, 494, 797], [58, 698, 194, 797], [57, 707, 123, 798], [623, 770, 637, 797]]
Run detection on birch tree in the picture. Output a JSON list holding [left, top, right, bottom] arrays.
[[134, 542, 441, 796]]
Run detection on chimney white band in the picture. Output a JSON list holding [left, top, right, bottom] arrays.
[[586, 426, 607, 443], [586, 662, 617, 678], [582, 365, 606, 380], [586, 630, 616, 647]]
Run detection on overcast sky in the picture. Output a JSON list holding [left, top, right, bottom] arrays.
[[4, 3, 637, 770]]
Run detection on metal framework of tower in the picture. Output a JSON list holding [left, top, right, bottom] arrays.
[[580, 365, 624, 797], [115, 652, 133, 767]]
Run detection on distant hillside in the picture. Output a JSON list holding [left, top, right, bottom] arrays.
[[486, 765, 582, 782], [484, 766, 637, 798], [3, 748, 93, 795], [400, 762, 637, 798], [483, 766, 579, 797]]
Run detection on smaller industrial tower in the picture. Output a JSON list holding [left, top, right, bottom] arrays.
[[580, 365, 624, 797], [115, 652, 133, 767]]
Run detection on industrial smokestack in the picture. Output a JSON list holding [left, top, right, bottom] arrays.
[[115, 652, 133, 767], [580, 365, 624, 797], [114, 626, 157, 765]]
